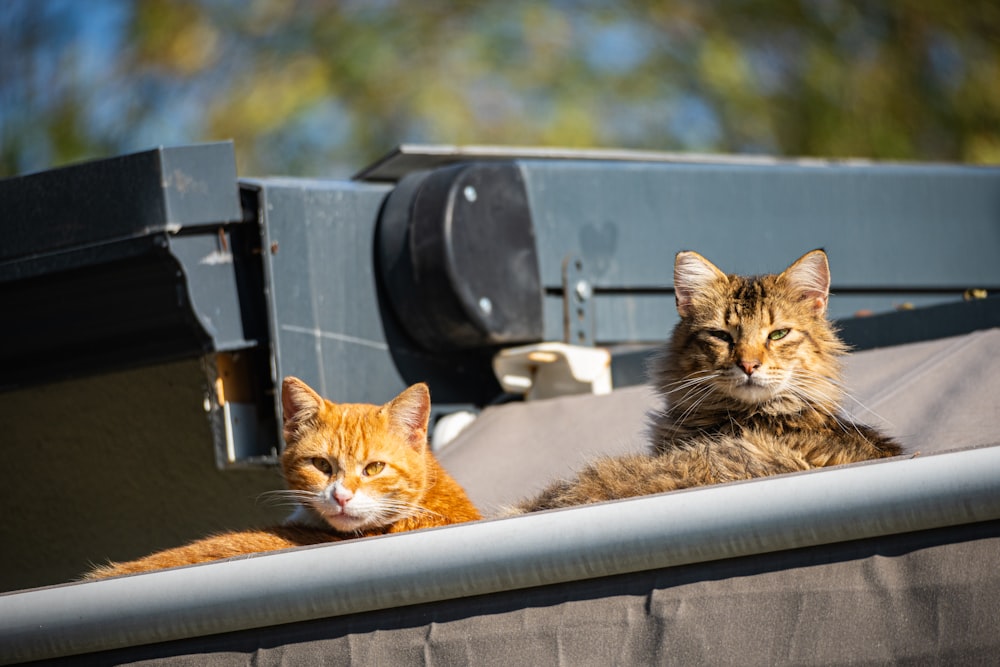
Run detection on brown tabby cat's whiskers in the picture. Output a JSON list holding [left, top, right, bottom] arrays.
[[781, 369, 890, 445], [511, 249, 903, 515], [822, 375, 894, 429], [662, 370, 721, 405], [663, 371, 724, 427]]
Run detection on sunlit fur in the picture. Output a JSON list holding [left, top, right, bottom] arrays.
[[277, 379, 481, 536], [515, 249, 902, 513], [653, 248, 847, 445], [84, 379, 480, 580]]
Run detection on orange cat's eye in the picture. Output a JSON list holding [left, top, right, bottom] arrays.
[[312, 457, 333, 475], [363, 461, 385, 476]]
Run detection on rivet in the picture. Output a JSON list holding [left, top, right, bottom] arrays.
[[463, 185, 478, 203]]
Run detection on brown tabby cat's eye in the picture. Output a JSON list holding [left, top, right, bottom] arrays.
[[709, 329, 733, 343], [514, 249, 903, 514]]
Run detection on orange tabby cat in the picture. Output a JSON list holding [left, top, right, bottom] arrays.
[[515, 249, 902, 512], [85, 378, 481, 579]]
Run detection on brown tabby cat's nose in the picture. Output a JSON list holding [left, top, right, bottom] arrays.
[[738, 360, 761, 376]]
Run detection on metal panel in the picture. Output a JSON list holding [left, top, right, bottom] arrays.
[[251, 179, 398, 406], [549, 293, 976, 345], [359, 148, 1000, 346], [158, 143, 245, 227], [167, 233, 254, 352], [516, 159, 1000, 342], [520, 160, 1000, 288], [837, 295, 1000, 350], [250, 178, 502, 417], [0, 143, 253, 391], [353, 143, 794, 182], [4, 142, 998, 462], [0, 142, 241, 269]]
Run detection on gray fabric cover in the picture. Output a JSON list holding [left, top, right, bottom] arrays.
[[439, 328, 1000, 511], [16, 329, 1000, 666], [42, 521, 1000, 666]]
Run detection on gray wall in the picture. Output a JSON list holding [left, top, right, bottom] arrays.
[[0, 359, 286, 592]]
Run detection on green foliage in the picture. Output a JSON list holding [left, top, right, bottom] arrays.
[[1, 0, 998, 177]]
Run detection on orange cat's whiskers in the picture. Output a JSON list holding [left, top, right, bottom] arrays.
[[257, 489, 317, 509], [377, 499, 442, 521], [82, 379, 481, 580]]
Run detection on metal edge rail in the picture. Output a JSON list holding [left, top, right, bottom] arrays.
[[3, 444, 1000, 664]]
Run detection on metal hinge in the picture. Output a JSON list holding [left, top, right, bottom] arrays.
[[563, 255, 595, 346]]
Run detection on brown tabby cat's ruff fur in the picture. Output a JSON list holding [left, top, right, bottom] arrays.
[[85, 379, 480, 579], [518, 249, 902, 513]]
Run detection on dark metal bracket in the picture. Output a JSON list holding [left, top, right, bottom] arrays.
[[563, 255, 595, 346]]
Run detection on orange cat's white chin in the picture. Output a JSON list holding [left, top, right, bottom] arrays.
[[324, 514, 374, 532], [316, 503, 390, 532], [309, 487, 390, 532]]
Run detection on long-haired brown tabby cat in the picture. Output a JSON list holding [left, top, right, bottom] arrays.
[[515, 249, 902, 513], [85, 378, 481, 579]]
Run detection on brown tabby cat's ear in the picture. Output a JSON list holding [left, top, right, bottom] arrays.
[[386, 383, 431, 452], [674, 251, 728, 317], [281, 377, 324, 440], [781, 249, 831, 314]]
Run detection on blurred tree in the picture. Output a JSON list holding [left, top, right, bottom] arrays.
[[1, 0, 998, 178]]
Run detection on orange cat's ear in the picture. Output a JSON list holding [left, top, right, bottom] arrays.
[[674, 251, 727, 317], [281, 377, 324, 441], [386, 383, 431, 452], [782, 249, 830, 314]]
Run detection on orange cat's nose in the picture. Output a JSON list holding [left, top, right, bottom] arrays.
[[738, 360, 761, 376], [333, 485, 354, 507]]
